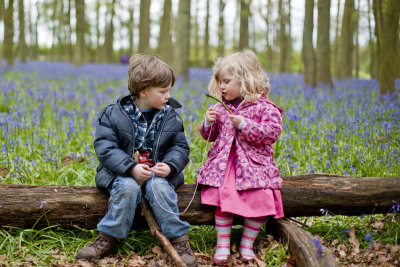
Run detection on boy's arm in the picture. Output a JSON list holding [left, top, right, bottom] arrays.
[[93, 106, 136, 176], [159, 114, 190, 178]]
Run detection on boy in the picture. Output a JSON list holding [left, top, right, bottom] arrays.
[[76, 54, 197, 267]]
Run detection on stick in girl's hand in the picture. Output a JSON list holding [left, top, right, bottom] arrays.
[[205, 93, 233, 114]]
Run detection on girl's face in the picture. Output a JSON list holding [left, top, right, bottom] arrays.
[[217, 69, 242, 101]]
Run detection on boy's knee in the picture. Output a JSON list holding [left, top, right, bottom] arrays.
[[145, 178, 173, 199], [115, 177, 141, 197]]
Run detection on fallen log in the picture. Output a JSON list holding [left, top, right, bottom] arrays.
[[268, 219, 337, 267], [0, 174, 399, 229]]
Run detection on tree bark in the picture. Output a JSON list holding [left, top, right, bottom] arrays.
[[302, 0, 316, 87], [128, 3, 134, 55], [217, 0, 225, 57], [354, 0, 360, 78], [202, 0, 210, 67], [193, 0, 200, 66], [3, 0, 14, 66], [103, 0, 116, 63], [373, 0, 400, 96], [268, 219, 338, 267], [367, 0, 377, 78], [74, 0, 86, 66], [238, 0, 250, 50], [337, 0, 354, 79], [174, 0, 191, 77], [332, 0, 341, 78], [316, 0, 333, 86], [158, 0, 173, 65], [278, 0, 287, 73], [0, 174, 399, 229], [18, 0, 26, 62], [0, 0, 4, 21], [138, 0, 151, 54]]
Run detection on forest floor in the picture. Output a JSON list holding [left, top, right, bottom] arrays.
[[1, 215, 399, 267]]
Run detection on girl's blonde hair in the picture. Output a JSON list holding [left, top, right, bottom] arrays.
[[208, 49, 270, 103]]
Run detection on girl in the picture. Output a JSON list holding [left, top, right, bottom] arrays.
[[196, 50, 284, 264]]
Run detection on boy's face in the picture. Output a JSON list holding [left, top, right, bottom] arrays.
[[218, 69, 241, 101], [137, 83, 172, 110]]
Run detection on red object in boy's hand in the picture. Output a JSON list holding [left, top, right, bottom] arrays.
[[138, 151, 155, 167]]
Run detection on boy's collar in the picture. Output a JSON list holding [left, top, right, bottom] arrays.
[[118, 94, 182, 109]]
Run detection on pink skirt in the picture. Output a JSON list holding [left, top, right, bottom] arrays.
[[201, 145, 284, 219]]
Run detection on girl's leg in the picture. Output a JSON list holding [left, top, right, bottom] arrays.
[[214, 207, 233, 264], [239, 216, 266, 261]]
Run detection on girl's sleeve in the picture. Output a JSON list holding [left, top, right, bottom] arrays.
[[199, 104, 220, 141], [199, 119, 219, 142], [238, 104, 282, 145], [93, 107, 136, 176]]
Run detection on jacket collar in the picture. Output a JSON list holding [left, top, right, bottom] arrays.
[[223, 95, 283, 115], [117, 94, 182, 109]]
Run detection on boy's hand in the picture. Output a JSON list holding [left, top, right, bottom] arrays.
[[151, 162, 171, 178], [205, 106, 218, 124], [229, 114, 243, 128], [131, 164, 152, 184]]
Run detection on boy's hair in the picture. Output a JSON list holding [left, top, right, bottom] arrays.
[[208, 49, 271, 103], [128, 54, 175, 97]]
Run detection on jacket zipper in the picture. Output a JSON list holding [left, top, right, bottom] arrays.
[[153, 108, 172, 164]]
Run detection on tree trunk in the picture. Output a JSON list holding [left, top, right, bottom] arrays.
[[238, 0, 250, 50], [65, 0, 73, 62], [373, 0, 400, 96], [103, 0, 116, 63], [1, 174, 399, 229], [17, 0, 26, 62], [354, 0, 360, 78], [0, 0, 4, 21], [278, 0, 287, 72], [217, 0, 225, 57], [128, 3, 134, 55], [316, 0, 333, 86], [95, 0, 102, 62], [74, 0, 86, 66], [302, 0, 316, 87], [174, 0, 191, 77], [367, 0, 377, 78], [264, 0, 273, 72], [202, 0, 210, 67], [50, 0, 59, 61], [3, 0, 14, 66], [158, 0, 173, 65], [193, 0, 199, 66], [32, 0, 39, 60], [285, 0, 292, 73], [337, 0, 354, 79], [138, 0, 151, 54], [332, 0, 341, 78]]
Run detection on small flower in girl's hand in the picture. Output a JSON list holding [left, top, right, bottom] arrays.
[[228, 114, 243, 128]]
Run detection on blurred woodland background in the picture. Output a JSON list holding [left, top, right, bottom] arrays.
[[0, 0, 399, 95]]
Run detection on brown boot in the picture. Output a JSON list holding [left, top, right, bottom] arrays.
[[76, 232, 117, 261], [171, 234, 197, 267]]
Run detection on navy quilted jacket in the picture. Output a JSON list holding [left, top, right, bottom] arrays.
[[93, 95, 190, 189]]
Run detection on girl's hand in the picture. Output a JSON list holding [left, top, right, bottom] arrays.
[[229, 114, 244, 128], [151, 162, 171, 178], [131, 164, 152, 184], [205, 106, 218, 124]]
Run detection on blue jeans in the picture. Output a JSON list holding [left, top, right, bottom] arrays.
[[97, 174, 190, 239]]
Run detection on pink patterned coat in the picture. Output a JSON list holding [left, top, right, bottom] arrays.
[[196, 95, 283, 191]]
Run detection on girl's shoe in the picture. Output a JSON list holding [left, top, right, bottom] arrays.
[[213, 254, 229, 265], [239, 253, 257, 262]]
